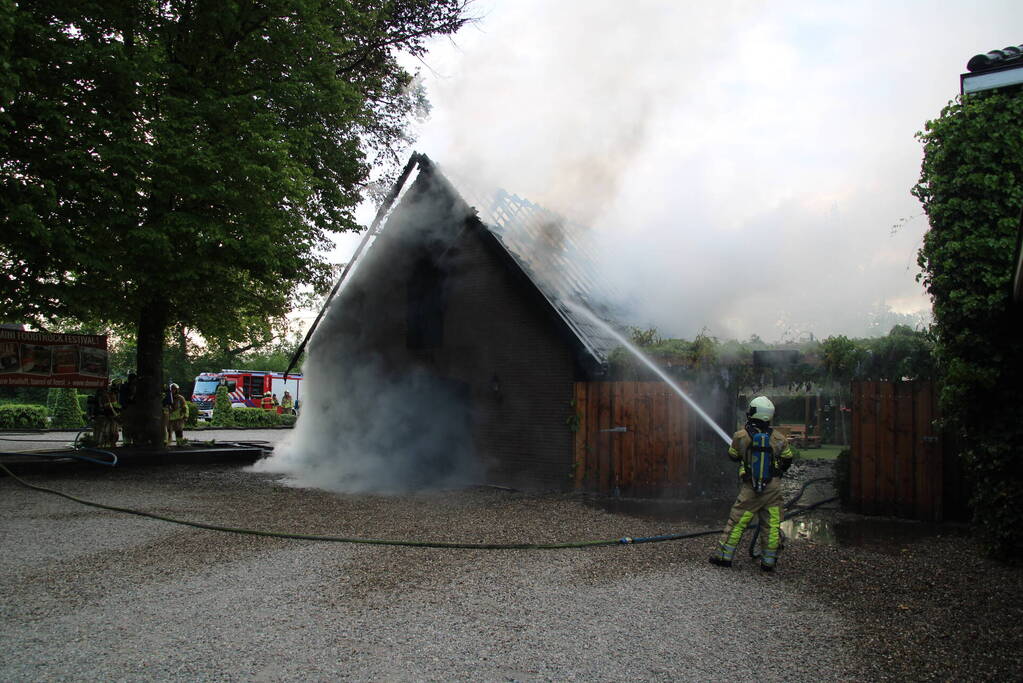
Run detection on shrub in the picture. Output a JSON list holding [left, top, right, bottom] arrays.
[[279, 413, 297, 427], [50, 388, 85, 428], [185, 401, 200, 427], [231, 407, 281, 427], [914, 90, 1023, 560], [45, 389, 59, 414], [0, 404, 48, 429], [211, 385, 234, 427]]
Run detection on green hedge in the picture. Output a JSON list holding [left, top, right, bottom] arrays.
[[914, 91, 1023, 560], [0, 404, 48, 430], [231, 407, 281, 427], [211, 385, 234, 427], [50, 388, 85, 428], [185, 401, 200, 427], [279, 413, 297, 427]]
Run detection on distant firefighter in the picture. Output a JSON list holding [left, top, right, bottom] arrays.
[[164, 383, 188, 447]]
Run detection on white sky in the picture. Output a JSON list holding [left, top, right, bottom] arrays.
[[324, 0, 1022, 342]]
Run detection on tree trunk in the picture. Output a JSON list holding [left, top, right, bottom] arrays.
[[133, 300, 169, 448]]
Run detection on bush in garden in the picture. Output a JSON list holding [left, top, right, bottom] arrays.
[[211, 385, 234, 427], [231, 407, 281, 427], [185, 401, 200, 427], [0, 404, 48, 429], [914, 90, 1023, 560], [50, 388, 85, 428]]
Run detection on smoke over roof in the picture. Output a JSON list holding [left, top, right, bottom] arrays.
[[397, 0, 1022, 340]]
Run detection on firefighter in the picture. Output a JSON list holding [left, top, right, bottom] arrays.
[[710, 396, 794, 572], [165, 383, 188, 447], [118, 372, 138, 446], [95, 385, 118, 447], [108, 380, 123, 447], [261, 393, 273, 411], [281, 390, 294, 415]]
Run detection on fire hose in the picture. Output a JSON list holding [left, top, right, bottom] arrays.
[[0, 456, 835, 552]]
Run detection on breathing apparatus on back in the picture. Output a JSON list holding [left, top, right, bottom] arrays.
[[744, 396, 783, 492]]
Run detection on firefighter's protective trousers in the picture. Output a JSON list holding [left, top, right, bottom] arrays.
[[714, 478, 784, 567]]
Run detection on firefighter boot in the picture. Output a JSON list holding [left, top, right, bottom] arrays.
[[709, 542, 737, 568]]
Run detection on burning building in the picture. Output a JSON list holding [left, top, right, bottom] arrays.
[[266, 154, 627, 492], [263, 153, 732, 496]]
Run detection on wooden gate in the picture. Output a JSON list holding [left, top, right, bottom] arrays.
[[850, 381, 955, 521], [573, 381, 698, 496]]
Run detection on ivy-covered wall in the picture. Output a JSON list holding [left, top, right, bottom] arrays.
[[913, 90, 1023, 560]]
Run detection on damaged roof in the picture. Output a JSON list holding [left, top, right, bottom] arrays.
[[445, 169, 625, 368], [295, 153, 628, 376]]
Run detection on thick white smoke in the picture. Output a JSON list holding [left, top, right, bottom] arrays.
[[407, 0, 1022, 340], [254, 176, 484, 494], [254, 352, 480, 494]]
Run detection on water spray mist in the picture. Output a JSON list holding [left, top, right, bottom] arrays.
[[564, 300, 732, 446]]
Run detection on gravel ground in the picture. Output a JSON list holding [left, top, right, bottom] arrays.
[[1, 451, 1021, 681]]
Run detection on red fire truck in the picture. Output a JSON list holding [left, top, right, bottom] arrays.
[[190, 369, 303, 420]]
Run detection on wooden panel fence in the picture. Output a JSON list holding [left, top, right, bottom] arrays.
[[850, 381, 957, 521], [573, 381, 697, 497]]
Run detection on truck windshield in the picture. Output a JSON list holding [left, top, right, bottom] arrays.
[[193, 380, 221, 395]]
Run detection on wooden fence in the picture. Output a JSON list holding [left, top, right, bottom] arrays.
[[850, 381, 962, 521], [573, 381, 704, 496]]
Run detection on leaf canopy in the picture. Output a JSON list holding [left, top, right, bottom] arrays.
[[1, 0, 470, 345]]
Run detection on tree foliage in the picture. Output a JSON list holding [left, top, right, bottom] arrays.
[[913, 90, 1023, 561], [819, 325, 935, 384], [613, 326, 933, 388], [0, 0, 470, 444]]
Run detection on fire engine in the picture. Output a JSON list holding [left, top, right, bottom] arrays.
[[190, 369, 303, 420]]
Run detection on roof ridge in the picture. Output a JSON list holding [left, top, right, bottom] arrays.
[[967, 44, 1023, 72]]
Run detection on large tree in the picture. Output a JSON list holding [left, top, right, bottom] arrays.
[[913, 90, 1023, 560], [0, 0, 469, 445]]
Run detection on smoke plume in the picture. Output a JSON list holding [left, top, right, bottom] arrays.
[[406, 0, 1022, 340]]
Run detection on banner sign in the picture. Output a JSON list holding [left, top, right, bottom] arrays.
[[0, 329, 109, 389]]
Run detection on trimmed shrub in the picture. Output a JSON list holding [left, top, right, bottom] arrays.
[[279, 413, 297, 427], [45, 389, 59, 414], [231, 407, 281, 427], [0, 404, 48, 429], [50, 388, 85, 428], [185, 401, 200, 427], [211, 385, 234, 427]]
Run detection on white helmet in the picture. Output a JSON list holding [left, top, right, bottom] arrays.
[[748, 396, 775, 422]]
